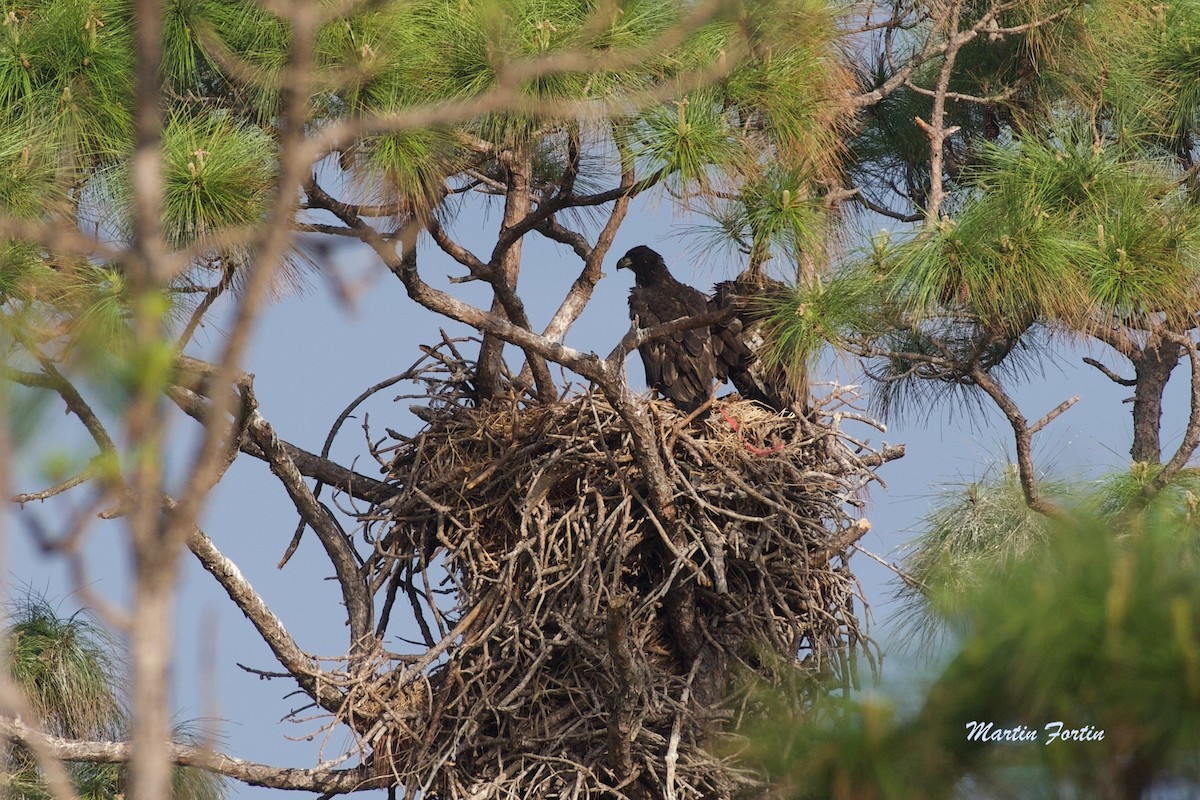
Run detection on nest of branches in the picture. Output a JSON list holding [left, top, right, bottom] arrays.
[[342, 348, 895, 800]]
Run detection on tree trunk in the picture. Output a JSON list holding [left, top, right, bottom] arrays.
[[1129, 336, 1181, 464], [475, 152, 531, 400]]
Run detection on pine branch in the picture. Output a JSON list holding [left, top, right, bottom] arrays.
[[0, 717, 381, 794]]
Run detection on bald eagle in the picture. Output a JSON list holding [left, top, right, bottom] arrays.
[[617, 246, 721, 412], [617, 245, 796, 413], [711, 274, 801, 413]]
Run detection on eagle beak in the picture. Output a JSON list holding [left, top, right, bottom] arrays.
[[616, 256, 631, 270]]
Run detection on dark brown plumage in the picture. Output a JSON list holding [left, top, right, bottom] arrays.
[[617, 246, 801, 414], [711, 274, 801, 413], [617, 246, 718, 412]]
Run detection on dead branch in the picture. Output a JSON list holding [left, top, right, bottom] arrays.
[[1082, 356, 1136, 386], [245, 409, 375, 656], [968, 365, 1065, 517], [183, 515, 346, 715], [919, 0, 965, 225], [0, 717, 382, 794]]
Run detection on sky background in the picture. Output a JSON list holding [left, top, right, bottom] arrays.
[[4, 189, 1189, 798]]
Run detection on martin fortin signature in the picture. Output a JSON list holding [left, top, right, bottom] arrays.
[[965, 721, 1105, 744]]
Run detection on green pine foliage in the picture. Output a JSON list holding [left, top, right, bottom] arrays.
[[762, 265, 882, 380], [6, 598, 123, 741], [896, 467, 1059, 642], [870, 133, 1200, 333], [764, 0, 1200, 413], [1094, 463, 1200, 521], [3, 598, 227, 800], [745, 510, 1200, 798], [901, 462, 1200, 647], [0, 0, 134, 170], [160, 112, 276, 247], [0, 0, 857, 350]]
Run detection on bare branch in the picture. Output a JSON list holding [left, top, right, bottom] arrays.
[[13, 469, 95, 505], [0, 717, 382, 794], [852, 0, 1075, 110], [425, 215, 490, 275], [1029, 395, 1080, 435], [5, 361, 116, 454], [537, 126, 637, 346], [476, 150, 557, 401], [183, 513, 347, 714], [920, 0, 965, 225], [606, 306, 738, 366], [904, 79, 1021, 106], [176, 258, 238, 350], [245, 409, 375, 655], [1082, 356, 1136, 387], [535, 217, 592, 259], [969, 365, 1062, 517], [852, 189, 924, 223]]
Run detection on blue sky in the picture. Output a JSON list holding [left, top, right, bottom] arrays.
[[5, 191, 1186, 797]]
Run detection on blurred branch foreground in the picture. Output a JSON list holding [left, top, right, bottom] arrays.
[[0, 0, 906, 797], [14, 0, 1197, 794]]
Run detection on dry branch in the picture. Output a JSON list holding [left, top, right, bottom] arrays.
[[0, 717, 382, 794]]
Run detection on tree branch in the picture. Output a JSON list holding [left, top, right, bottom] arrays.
[[852, 189, 924, 223], [183, 513, 347, 715], [6, 360, 116, 454], [244, 409, 375, 656], [919, 0, 965, 225], [538, 125, 637, 346], [1082, 356, 1136, 387], [0, 718, 382, 794], [969, 365, 1062, 516], [606, 306, 738, 365], [13, 469, 95, 505]]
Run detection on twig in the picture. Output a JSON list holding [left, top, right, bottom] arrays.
[[1082, 356, 1136, 386]]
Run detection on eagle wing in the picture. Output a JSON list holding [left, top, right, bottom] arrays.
[[629, 283, 718, 412], [710, 276, 802, 412]]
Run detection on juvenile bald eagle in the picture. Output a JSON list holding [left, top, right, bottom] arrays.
[[617, 246, 800, 413], [617, 246, 722, 412], [711, 274, 801, 413]]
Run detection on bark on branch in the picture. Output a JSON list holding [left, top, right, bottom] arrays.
[[244, 410, 375, 658], [184, 520, 347, 714], [969, 366, 1065, 517], [0, 718, 383, 794]]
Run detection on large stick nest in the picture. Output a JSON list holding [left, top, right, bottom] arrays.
[[345, 353, 896, 800]]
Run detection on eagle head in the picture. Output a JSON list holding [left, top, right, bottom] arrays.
[[616, 245, 670, 286]]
